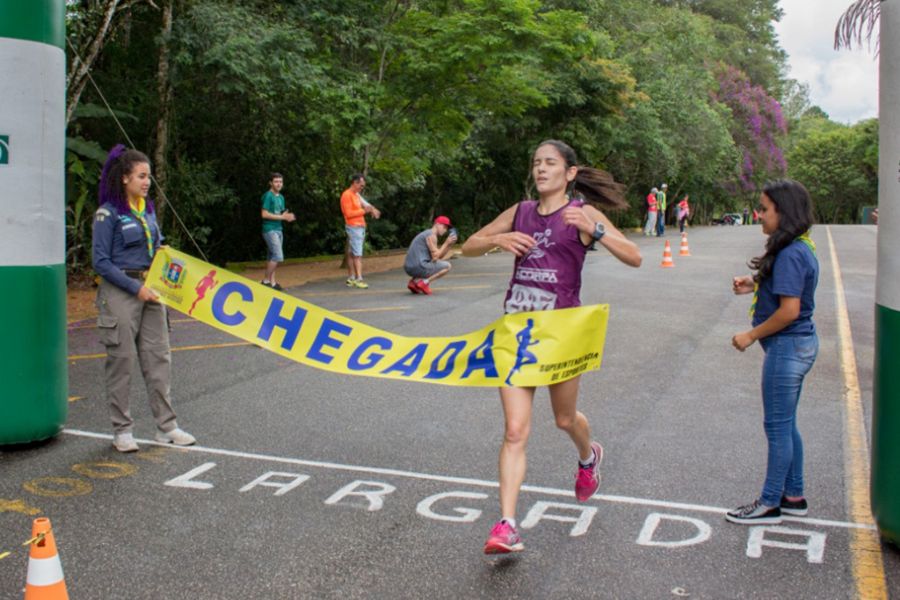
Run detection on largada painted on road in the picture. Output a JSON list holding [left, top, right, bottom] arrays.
[[146, 248, 609, 387]]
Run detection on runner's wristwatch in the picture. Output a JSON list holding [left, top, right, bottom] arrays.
[[591, 221, 606, 241]]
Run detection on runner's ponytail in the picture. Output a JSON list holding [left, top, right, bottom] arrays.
[[534, 140, 627, 210]]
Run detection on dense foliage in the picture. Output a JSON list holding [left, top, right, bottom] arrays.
[[63, 0, 878, 273]]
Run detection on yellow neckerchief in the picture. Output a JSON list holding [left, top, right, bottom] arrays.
[[749, 231, 816, 317], [129, 196, 154, 258]]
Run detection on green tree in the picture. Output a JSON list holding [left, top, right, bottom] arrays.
[[787, 119, 878, 223]]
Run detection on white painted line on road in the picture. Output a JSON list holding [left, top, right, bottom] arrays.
[[62, 428, 874, 532]]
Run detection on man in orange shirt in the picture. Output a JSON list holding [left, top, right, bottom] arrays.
[[340, 173, 380, 288]]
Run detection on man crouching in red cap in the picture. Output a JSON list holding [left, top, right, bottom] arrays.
[[403, 215, 458, 295]]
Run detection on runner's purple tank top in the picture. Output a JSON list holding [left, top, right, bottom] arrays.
[[503, 199, 590, 313]]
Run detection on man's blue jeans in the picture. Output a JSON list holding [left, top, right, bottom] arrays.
[[759, 332, 818, 507]]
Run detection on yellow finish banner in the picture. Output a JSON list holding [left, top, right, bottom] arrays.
[[147, 248, 609, 387]]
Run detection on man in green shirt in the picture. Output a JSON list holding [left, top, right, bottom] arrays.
[[261, 173, 295, 290]]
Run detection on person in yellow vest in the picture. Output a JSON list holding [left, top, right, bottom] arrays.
[[656, 183, 668, 235]]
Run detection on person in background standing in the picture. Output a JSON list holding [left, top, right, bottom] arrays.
[[644, 187, 658, 236], [656, 183, 668, 236], [677, 195, 690, 233], [260, 173, 295, 291], [340, 173, 380, 289]]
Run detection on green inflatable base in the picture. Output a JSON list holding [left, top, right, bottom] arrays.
[[0, 264, 68, 444], [872, 303, 900, 545]]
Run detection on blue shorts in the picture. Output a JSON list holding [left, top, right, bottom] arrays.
[[263, 230, 284, 262], [345, 226, 366, 257]]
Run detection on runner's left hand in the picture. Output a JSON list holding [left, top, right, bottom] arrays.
[[562, 206, 595, 236]]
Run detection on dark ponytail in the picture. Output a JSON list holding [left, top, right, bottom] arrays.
[[98, 144, 153, 215], [533, 139, 628, 210], [749, 179, 815, 282]]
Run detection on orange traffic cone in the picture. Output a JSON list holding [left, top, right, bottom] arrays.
[[24, 518, 68, 600], [679, 232, 691, 256], [660, 240, 675, 267]]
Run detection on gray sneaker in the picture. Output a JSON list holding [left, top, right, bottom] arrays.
[[113, 432, 139, 453], [725, 499, 782, 525], [155, 427, 196, 446]]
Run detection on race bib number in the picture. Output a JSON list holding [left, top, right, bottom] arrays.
[[504, 283, 557, 313]]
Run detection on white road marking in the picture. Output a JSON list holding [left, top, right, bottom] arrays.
[[62, 428, 876, 531]]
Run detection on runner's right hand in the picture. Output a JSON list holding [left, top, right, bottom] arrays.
[[493, 232, 536, 257]]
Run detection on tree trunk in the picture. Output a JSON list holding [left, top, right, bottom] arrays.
[[361, 0, 407, 174], [153, 0, 175, 222], [66, 0, 121, 124]]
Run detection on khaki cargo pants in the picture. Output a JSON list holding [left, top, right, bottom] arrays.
[[96, 280, 178, 434]]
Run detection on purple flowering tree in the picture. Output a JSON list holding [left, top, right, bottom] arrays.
[[713, 64, 787, 198]]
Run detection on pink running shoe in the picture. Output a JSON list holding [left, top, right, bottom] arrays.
[[483, 520, 524, 554], [407, 278, 421, 294], [574, 441, 604, 502]]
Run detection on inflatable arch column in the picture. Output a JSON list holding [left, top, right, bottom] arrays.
[[872, 0, 900, 545], [0, 1, 68, 444]]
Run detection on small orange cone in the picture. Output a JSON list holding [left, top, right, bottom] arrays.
[[660, 240, 675, 267], [24, 518, 68, 600], [679, 232, 691, 256]]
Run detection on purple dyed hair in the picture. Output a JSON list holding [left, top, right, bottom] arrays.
[[99, 144, 154, 215]]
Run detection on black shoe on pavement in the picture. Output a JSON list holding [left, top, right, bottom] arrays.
[[725, 499, 782, 525], [780, 496, 808, 516], [271, 282, 284, 291]]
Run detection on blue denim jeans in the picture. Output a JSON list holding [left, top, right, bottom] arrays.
[[758, 332, 818, 507]]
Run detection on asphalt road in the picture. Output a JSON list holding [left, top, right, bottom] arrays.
[[2, 224, 897, 599]]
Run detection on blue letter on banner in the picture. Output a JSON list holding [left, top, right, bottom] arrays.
[[381, 343, 428, 377], [462, 330, 498, 378], [257, 298, 308, 350], [307, 319, 352, 364], [424, 341, 467, 380], [348, 337, 392, 371], [211, 282, 252, 326]]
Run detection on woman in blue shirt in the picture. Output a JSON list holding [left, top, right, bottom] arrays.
[[727, 179, 819, 524]]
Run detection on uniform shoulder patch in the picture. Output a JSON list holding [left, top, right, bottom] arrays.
[[95, 207, 111, 222]]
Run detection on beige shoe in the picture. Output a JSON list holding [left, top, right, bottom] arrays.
[[155, 427, 196, 446], [113, 432, 139, 453]]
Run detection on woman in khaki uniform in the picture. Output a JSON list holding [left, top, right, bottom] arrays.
[[91, 145, 196, 452]]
